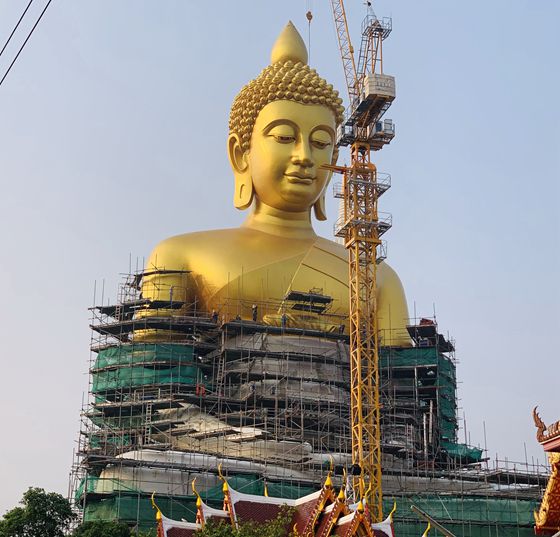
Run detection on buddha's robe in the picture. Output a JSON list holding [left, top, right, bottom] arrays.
[[141, 227, 411, 346]]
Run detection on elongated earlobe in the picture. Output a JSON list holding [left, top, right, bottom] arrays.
[[228, 133, 254, 210], [313, 152, 337, 221], [313, 194, 327, 221], [235, 176, 254, 210]]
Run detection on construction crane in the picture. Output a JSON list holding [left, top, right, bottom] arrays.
[[327, 0, 396, 522]]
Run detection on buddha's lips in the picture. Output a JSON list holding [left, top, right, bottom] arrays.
[[285, 173, 315, 185]]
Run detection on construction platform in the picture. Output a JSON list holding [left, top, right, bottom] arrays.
[[69, 272, 546, 534]]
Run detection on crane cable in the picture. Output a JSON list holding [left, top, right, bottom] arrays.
[[0, 0, 54, 88], [0, 0, 35, 58], [306, 0, 312, 63]]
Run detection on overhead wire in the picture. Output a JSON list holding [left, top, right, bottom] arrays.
[[0, 0, 35, 58], [0, 0, 54, 88]]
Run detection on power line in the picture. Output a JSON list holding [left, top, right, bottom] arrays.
[[0, 0, 35, 58], [0, 0, 54, 88]]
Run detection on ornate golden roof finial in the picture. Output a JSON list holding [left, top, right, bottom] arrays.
[[218, 463, 229, 493], [422, 521, 432, 536], [533, 406, 547, 442], [388, 500, 397, 519], [324, 455, 334, 488], [356, 500, 365, 513], [270, 21, 308, 65], [337, 486, 345, 502], [150, 491, 162, 521], [192, 478, 202, 509]]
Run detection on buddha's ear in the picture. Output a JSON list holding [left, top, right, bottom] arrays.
[[313, 147, 339, 221], [228, 133, 254, 210], [313, 194, 328, 221], [313, 169, 332, 221]]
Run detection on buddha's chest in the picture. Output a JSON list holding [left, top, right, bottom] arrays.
[[193, 241, 350, 318]]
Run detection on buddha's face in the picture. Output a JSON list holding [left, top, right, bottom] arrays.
[[248, 100, 336, 212]]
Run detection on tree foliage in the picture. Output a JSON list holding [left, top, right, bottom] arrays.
[[71, 521, 131, 537], [0, 488, 76, 537], [196, 506, 294, 537], [135, 530, 157, 537]]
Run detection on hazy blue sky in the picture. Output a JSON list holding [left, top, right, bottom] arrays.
[[0, 0, 558, 515]]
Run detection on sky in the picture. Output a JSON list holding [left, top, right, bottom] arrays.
[[0, 0, 558, 516]]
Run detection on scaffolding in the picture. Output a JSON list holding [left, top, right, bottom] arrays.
[[70, 271, 546, 534]]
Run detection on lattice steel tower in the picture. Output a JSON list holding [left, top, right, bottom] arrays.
[[329, 0, 396, 521]]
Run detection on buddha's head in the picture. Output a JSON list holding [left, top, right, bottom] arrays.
[[228, 22, 344, 221]]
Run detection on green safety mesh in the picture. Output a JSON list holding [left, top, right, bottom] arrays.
[[84, 494, 196, 528], [440, 441, 483, 462], [77, 474, 313, 504], [92, 365, 199, 393], [88, 433, 132, 449], [90, 344, 202, 394], [380, 347, 441, 367], [76, 475, 145, 502], [380, 347, 482, 463], [385, 495, 539, 536], [94, 344, 195, 369], [80, 474, 315, 530], [80, 486, 539, 535]]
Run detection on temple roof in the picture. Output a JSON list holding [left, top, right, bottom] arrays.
[[533, 408, 560, 535], [534, 407, 560, 453], [154, 476, 397, 537], [159, 513, 199, 537]]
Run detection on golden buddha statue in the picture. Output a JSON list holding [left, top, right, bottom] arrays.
[[140, 22, 410, 346]]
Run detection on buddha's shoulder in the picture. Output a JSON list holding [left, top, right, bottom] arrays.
[[312, 236, 402, 285], [147, 227, 308, 270], [147, 228, 249, 268], [313, 236, 346, 259]]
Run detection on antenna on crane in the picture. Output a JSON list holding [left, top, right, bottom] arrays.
[[327, 0, 397, 523]]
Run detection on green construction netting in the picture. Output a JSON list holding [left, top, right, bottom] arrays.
[[441, 440, 483, 462], [202, 475, 315, 501], [80, 486, 538, 535], [380, 347, 438, 366], [77, 474, 313, 504], [92, 365, 199, 393], [80, 474, 314, 530], [88, 433, 132, 449], [438, 397, 457, 419], [94, 344, 195, 369], [91, 344, 201, 393], [84, 494, 195, 529], [379, 347, 482, 463], [385, 495, 539, 536]]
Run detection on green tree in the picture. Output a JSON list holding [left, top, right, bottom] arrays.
[[71, 521, 131, 537], [0, 488, 76, 537], [135, 530, 157, 537]]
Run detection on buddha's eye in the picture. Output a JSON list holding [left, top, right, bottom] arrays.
[[274, 134, 296, 143], [267, 125, 296, 144], [310, 129, 333, 150], [311, 139, 331, 150]]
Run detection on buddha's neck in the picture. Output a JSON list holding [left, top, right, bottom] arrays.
[[243, 201, 317, 240]]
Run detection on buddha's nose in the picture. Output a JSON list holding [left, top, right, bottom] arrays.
[[291, 140, 314, 168]]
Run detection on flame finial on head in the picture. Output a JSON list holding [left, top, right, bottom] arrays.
[[271, 21, 308, 65]]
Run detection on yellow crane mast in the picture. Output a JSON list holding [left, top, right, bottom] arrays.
[[328, 0, 396, 521]]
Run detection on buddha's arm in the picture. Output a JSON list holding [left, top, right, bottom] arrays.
[[140, 237, 193, 309], [377, 262, 411, 347]]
